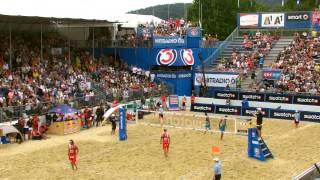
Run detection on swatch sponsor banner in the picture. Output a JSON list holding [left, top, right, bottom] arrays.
[[242, 107, 268, 117], [239, 13, 259, 28], [239, 92, 264, 102], [190, 103, 215, 113], [215, 105, 241, 115], [293, 95, 320, 106], [300, 111, 320, 122], [213, 90, 238, 100], [153, 36, 186, 48], [194, 73, 239, 88], [266, 94, 292, 103], [269, 109, 295, 120], [261, 13, 285, 28]]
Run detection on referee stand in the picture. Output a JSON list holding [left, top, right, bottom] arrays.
[[248, 128, 273, 161]]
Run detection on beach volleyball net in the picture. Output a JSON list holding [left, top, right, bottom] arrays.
[[136, 110, 252, 135]]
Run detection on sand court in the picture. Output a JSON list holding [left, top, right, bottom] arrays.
[[0, 114, 320, 180]]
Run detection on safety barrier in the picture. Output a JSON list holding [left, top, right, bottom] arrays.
[[191, 103, 320, 123], [208, 90, 320, 106]]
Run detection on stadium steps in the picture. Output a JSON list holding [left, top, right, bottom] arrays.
[[209, 37, 244, 68], [241, 36, 293, 90], [263, 36, 293, 66], [258, 138, 273, 159]]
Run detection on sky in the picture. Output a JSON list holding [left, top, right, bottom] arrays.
[[0, 0, 193, 20]]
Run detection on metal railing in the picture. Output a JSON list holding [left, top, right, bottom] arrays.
[[292, 162, 320, 180], [200, 40, 223, 48], [238, 28, 315, 37], [0, 95, 105, 124], [200, 27, 239, 68]]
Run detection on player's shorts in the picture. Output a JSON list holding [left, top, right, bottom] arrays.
[[205, 125, 211, 130], [23, 128, 29, 134], [219, 125, 225, 132], [69, 155, 77, 164], [163, 143, 169, 149], [159, 114, 164, 118], [294, 120, 299, 124], [256, 125, 262, 130], [182, 102, 186, 107]]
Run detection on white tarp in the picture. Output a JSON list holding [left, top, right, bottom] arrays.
[[103, 104, 124, 119], [0, 125, 20, 136]]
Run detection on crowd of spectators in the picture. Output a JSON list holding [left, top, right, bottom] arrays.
[[137, 18, 196, 39], [201, 34, 219, 47], [217, 31, 279, 78], [0, 32, 162, 121], [268, 32, 320, 94]]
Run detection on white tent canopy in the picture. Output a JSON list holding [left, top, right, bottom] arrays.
[[116, 14, 163, 28], [0, 0, 163, 24]]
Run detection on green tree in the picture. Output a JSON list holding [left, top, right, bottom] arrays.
[[187, 0, 269, 39]]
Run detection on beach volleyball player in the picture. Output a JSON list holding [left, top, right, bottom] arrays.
[[68, 139, 79, 170], [160, 129, 170, 157]]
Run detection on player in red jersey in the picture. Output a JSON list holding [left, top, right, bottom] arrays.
[[160, 129, 170, 157], [68, 139, 79, 170]]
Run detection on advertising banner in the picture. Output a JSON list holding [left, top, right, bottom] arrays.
[[285, 12, 311, 28], [190, 103, 215, 113], [151, 71, 192, 96], [213, 90, 238, 100], [266, 94, 292, 103], [263, 69, 282, 80], [152, 48, 196, 66], [293, 95, 320, 106], [242, 107, 268, 117], [63, 120, 81, 135], [168, 95, 179, 110], [300, 111, 320, 122], [269, 109, 295, 120], [194, 73, 239, 88], [239, 13, 259, 28], [119, 107, 127, 141], [152, 71, 192, 79], [312, 10, 320, 25], [239, 92, 265, 102], [261, 13, 285, 28], [153, 36, 186, 48], [215, 105, 241, 115], [187, 27, 201, 37]]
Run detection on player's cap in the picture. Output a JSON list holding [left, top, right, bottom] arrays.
[[213, 157, 219, 162], [257, 108, 262, 111]]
